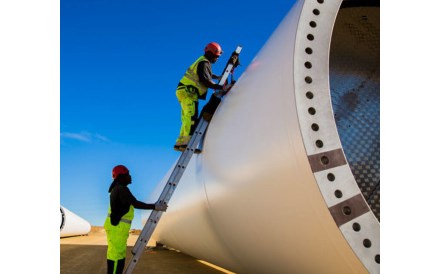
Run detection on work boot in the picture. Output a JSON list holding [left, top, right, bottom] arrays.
[[173, 144, 181, 151], [173, 143, 187, 152], [174, 135, 191, 151], [174, 141, 187, 151]]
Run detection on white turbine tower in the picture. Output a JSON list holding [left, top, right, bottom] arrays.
[[147, 0, 380, 273]]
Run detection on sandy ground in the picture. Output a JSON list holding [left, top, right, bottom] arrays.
[[60, 227, 234, 274], [59, 226, 151, 246]]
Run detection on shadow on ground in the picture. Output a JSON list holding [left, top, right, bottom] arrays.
[[60, 244, 226, 274]]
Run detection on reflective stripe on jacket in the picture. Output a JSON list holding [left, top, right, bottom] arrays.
[[107, 213, 132, 224], [180, 55, 209, 98], [106, 204, 135, 226]]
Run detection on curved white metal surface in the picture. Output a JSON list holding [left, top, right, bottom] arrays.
[[60, 205, 91, 238], [148, 1, 380, 273]]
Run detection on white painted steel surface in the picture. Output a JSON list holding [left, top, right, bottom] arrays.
[[147, 1, 379, 273], [60, 205, 91, 238]]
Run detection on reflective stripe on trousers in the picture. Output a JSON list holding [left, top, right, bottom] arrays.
[[107, 214, 132, 224]]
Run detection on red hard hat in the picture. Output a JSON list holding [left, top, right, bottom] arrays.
[[112, 165, 129, 179], [204, 42, 223, 57]]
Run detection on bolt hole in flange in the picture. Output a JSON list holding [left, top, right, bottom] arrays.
[[327, 173, 335, 181], [329, 4, 380, 221], [334, 189, 343, 198], [315, 140, 323, 148], [352, 222, 361, 232]]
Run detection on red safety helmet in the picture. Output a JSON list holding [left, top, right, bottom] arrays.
[[112, 165, 129, 179], [204, 42, 223, 57]]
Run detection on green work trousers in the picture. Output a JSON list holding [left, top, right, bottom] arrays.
[[104, 217, 131, 273], [176, 85, 198, 145]]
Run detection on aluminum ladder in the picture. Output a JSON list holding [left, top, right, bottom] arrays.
[[124, 45, 242, 274]]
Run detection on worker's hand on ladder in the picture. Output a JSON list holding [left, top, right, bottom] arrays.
[[155, 202, 168, 212]]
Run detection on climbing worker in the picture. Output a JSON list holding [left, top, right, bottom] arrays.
[[104, 164, 167, 274], [174, 42, 233, 152]]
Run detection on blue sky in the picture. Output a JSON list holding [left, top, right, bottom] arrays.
[[60, 0, 295, 229]]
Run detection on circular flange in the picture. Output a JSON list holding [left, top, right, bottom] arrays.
[[293, 0, 380, 273]]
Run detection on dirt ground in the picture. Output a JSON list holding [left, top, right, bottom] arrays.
[[60, 227, 234, 274], [59, 226, 150, 246]]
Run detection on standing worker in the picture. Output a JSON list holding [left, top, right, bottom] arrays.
[[104, 165, 167, 274], [174, 42, 233, 152]]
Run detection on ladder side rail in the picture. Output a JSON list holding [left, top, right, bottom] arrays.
[[125, 212, 164, 273], [125, 117, 210, 273], [131, 210, 164, 253], [218, 64, 234, 86], [167, 120, 207, 183], [218, 46, 242, 86], [125, 120, 210, 273]]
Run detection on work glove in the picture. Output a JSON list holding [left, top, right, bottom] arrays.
[[155, 202, 168, 212], [214, 81, 235, 98], [222, 80, 236, 93], [223, 82, 234, 91]]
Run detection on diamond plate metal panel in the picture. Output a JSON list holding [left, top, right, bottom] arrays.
[[329, 8, 380, 221]]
